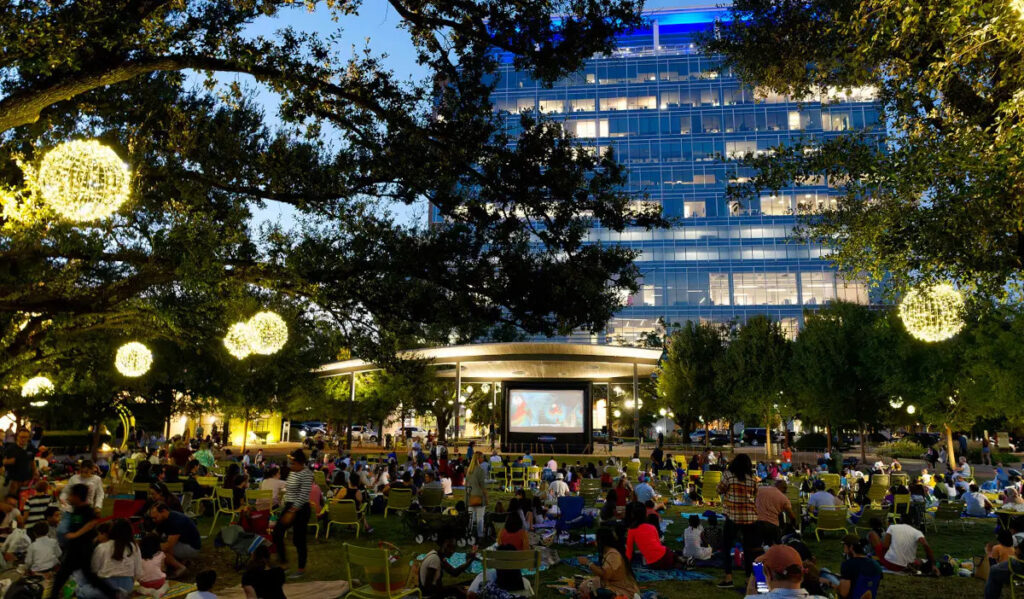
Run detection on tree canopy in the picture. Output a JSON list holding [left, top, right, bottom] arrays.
[[0, 1, 661, 404], [702, 0, 1024, 297]]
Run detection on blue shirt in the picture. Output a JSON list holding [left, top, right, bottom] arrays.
[[634, 482, 656, 504]]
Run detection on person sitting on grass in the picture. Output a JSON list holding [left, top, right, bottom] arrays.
[[599, 490, 619, 523], [878, 522, 938, 574], [743, 544, 826, 599], [418, 532, 478, 599], [497, 509, 530, 550], [577, 527, 639, 599], [24, 521, 60, 576], [466, 544, 534, 599], [985, 532, 1024, 599], [963, 483, 994, 517], [682, 514, 714, 561], [242, 545, 285, 599], [624, 502, 686, 570], [836, 535, 881, 599], [149, 502, 201, 578]]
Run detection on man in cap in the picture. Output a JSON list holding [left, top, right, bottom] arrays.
[[744, 544, 826, 598], [546, 472, 570, 504]]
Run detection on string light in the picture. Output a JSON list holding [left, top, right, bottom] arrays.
[[36, 140, 130, 222], [115, 342, 152, 377], [247, 311, 288, 355], [889, 397, 904, 409], [21, 376, 54, 397], [1013, 0, 1024, 19], [224, 322, 256, 359], [898, 282, 966, 342]]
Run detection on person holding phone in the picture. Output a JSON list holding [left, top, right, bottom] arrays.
[[272, 449, 314, 578], [744, 545, 826, 598]]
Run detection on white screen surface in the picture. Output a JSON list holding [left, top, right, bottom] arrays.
[[508, 389, 585, 434]]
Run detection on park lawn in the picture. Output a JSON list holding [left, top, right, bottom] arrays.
[[192, 492, 992, 599]]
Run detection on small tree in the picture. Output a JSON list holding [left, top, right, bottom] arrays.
[[717, 316, 791, 458], [657, 321, 728, 443]]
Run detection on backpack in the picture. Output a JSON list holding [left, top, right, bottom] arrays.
[[5, 575, 43, 599], [371, 494, 387, 515]]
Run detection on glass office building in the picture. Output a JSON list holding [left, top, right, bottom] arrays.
[[434, 7, 883, 343]]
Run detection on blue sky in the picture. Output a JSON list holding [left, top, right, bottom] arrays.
[[243, 1, 721, 227]]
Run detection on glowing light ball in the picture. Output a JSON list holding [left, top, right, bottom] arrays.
[[898, 283, 966, 342], [115, 342, 152, 377], [613, 409, 622, 418], [906, 405, 916, 415], [247, 311, 288, 355], [224, 322, 256, 359], [21, 376, 54, 397], [889, 397, 904, 409], [37, 140, 130, 222]]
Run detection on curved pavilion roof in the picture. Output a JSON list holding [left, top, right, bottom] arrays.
[[316, 342, 663, 383]]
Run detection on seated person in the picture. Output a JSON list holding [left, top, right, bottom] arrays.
[[988, 529, 1016, 564], [682, 514, 713, 560], [806, 480, 840, 513], [466, 544, 534, 599], [624, 503, 685, 570], [242, 545, 285, 599], [546, 473, 570, 504], [577, 527, 639, 599], [419, 533, 477, 599], [836, 535, 882, 599], [150, 502, 201, 577], [744, 544, 826, 599], [633, 475, 665, 510], [497, 510, 530, 550], [963, 483, 993, 517], [878, 522, 937, 574]]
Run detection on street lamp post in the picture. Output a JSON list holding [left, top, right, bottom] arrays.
[[632, 362, 640, 458]]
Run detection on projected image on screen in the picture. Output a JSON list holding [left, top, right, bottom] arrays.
[[508, 389, 585, 434]]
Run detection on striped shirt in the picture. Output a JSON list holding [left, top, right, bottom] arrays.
[[284, 467, 314, 508], [24, 493, 53, 526]]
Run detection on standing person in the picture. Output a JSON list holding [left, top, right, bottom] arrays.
[[48, 484, 100, 599], [755, 480, 797, 545], [272, 449, 313, 578], [57, 460, 104, 542], [717, 453, 760, 589], [4, 428, 36, 494], [981, 436, 992, 466], [958, 432, 968, 460], [465, 452, 488, 541]]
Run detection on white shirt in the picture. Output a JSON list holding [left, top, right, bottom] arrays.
[[25, 537, 61, 572], [683, 526, 708, 558], [59, 473, 105, 511], [419, 550, 442, 587], [547, 480, 570, 501], [467, 570, 533, 595], [489, 455, 502, 464], [260, 478, 287, 505], [91, 540, 144, 579], [883, 524, 924, 567], [963, 492, 989, 517]]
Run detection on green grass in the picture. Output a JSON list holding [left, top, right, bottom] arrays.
[[188, 491, 992, 599]]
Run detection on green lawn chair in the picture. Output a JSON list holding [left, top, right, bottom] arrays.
[[814, 506, 849, 541], [385, 488, 414, 518], [344, 543, 420, 599], [481, 549, 541, 598]]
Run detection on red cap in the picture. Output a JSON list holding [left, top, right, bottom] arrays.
[[756, 545, 804, 577]]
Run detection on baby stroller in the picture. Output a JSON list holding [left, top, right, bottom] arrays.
[[402, 502, 474, 546]]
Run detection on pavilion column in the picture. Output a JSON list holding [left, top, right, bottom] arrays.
[[346, 372, 355, 450], [633, 362, 640, 458], [606, 382, 613, 454], [454, 362, 461, 443], [490, 381, 497, 450]]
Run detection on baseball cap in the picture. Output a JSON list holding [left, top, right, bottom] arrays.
[[756, 544, 804, 577]]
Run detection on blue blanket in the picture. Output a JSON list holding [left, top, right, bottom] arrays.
[[415, 552, 549, 575], [562, 557, 713, 582]]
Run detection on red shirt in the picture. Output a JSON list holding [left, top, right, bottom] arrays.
[[626, 523, 667, 565], [614, 486, 629, 507]]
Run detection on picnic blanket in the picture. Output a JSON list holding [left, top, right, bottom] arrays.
[[132, 580, 195, 599], [562, 557, 713, 582], [415, 551, 554, 575], [216, 580, 349, 599]]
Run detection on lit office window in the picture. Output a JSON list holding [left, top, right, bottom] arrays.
[[660, 90, 682, 109], [566, 119, 609, 138], [600, 96, 627, 111], [516, 98, 535, 113], [683, 201, 706, 218], [628, 96, 657, 110], [824, 110, 852, 131], [733, 273, 798, 305], [836, 278, 869, 304], [760, 194, 793, 215], [726, 141, 756, 159], [538, 99, 564, 113], [709, 274, 731, 306], [795, 193, 837, 214], [569, 98, 596, 112], [788, 111, 802, 130], [779, 318, 800, 340], [800, 272, 836, 305]]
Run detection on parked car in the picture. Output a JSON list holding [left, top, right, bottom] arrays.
[[399, 426, 428, 440], [689, 430, 731, 446], [295, 421, 326, 435], [348, 425, 378, 442], [900, 431, 941, 447]]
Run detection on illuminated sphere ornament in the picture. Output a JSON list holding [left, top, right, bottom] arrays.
[[37, 140, 130, 222], [224, 322, 256, 359], [898, 283, 966, 342], [115, 342, 152, 377], [247, 311, 288, 355], [906, 405, 916, 415], [21, 376, 54, 397]]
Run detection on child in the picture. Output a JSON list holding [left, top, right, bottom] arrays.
[[137, 534, 169, 598], [25, 521, 60, 575], [185, 569, 217, 599], [682, 514, 713, 560], [42, 506, 60, 539], [24, 480, 54, 528], [0, 495, 22, 543], [48, 483, 100, 599]]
